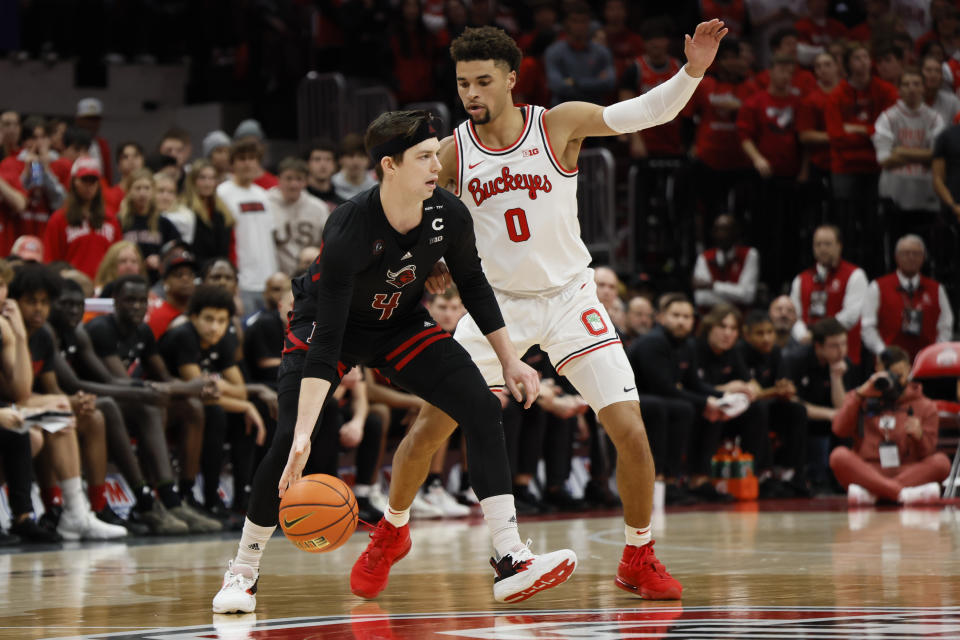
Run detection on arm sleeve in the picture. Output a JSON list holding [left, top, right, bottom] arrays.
[[938, 285, 955, 342], [872, 111, 895, 163], [301, 224, 360, 382], [860, 280, 885, 355], [443, 209, 505, 336], [837, 268, 868, 329], [832, 389, 862, 437], [713, 248, 759, 305], [602, 65, 703, 134], [86, 320, 119, 358]]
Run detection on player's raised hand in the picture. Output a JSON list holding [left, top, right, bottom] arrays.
[[278, 433, 311, 498], [502, 358, 541, 409], [684, 19, 728, 77]]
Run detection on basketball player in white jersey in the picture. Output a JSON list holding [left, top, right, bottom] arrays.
[[353, 19, 727, 601]]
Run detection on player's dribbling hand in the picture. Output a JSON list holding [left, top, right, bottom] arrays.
[[278, 433, 311, 498], [425, 261, 450, 295], [502, 358, 541, 409]]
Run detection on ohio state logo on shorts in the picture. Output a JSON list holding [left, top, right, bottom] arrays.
[[581, 308, 608, 336]]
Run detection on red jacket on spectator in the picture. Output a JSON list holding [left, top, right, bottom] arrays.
[[684, 75, 759, 170], [833, 385, 938, 465], [825, 77, 898, 174], [794, 17, 848, 48], [0, 166, 24, 255], [43, 209, 122, 278], [146, 299, 183, 341], [253, 171, 278, 191], [873, 273, 943, 361], [797, 85, 834, 171], [700, 0, 746, 37], [797, 260, 863, 364], [622, 56, 684, 156], [754, 67, 818, 98], [737, 89, 802, 176], [0, 155, 55, 239]]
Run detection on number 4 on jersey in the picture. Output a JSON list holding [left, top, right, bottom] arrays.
[[372, 292, 402, 320]]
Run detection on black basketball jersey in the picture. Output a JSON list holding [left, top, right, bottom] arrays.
[[290, 185, 503, 382]]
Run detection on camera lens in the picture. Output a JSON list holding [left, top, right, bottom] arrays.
[[874, 374, 891, 392]]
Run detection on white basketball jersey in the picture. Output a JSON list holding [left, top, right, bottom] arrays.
[[453, 105, 592, 295]]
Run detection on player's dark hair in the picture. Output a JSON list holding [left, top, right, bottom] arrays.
[[160, 126, 191, 145], [450, 26, 523, 73], [19, 115, 47, 145], [364, 110, 433, 179], [880, 346, 910, 369], [811, 317, 846, 344], [277, 157, 309, 177], [769, 27, 799, 51], [658, 292, 692, 313], [229, 139, 262, 163], [743, 310, 773, 330], [112, 274, 149, 299], [697, 303, 741, 338], [187, 284, 236, 318], [116, 140, 144, 160], [9, 263, 63, 301]]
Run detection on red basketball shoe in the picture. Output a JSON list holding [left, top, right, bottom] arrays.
[[615, 540, 682, 600], [350, 518, 412, 599]]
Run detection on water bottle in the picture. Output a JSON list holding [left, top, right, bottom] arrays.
[[29, 161, 43, 188]]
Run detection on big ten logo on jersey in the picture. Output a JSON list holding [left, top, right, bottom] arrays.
[[522, 147, 539, 157], [467, 167, 552, 206], [580, 308, 609, 336]]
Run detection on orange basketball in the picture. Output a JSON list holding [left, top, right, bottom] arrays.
[[279, 474, 358, 553]]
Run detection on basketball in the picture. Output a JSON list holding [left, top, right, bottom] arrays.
[[279, 474, 358, 553]]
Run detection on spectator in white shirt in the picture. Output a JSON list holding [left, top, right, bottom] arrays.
[[216, 140, 278, 315], [331, 133, 378, 201], [268, 157, 330, 276]]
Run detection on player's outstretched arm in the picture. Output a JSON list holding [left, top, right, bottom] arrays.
[[544, 19, 727, 144], [278, 377, 333, 497]]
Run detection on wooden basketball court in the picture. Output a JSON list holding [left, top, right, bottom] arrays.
[[3, 500, 959, 639]]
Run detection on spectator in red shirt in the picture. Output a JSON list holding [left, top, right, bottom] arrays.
[[390, 0, 441, 104], [794, 0, 848, 64], [684, 37, 759, 225], [0, 116, 65, 240], [825, 44, 898, 275], [798, 51, 843, 227], [601, 0, 645, 83], [753, 28, 818, 98], [146, 247, 197, 340], [0, 110, 20, 160], [75, 98, 112, 185], [738, 54, 804, 288], [102, 141, 145, 215], [233, 120, 278, 191], [874, 41, 906, 86], [43, 157, 122, 279], [0, 163, 25, 255]]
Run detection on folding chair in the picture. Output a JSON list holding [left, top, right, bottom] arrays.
[[911, 342, 960, 499]]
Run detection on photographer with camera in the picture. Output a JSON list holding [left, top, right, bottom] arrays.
[[829, 346, 951, 505]]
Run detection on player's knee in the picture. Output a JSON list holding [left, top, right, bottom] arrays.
[[931, 452, 952, 478], [828, 446, 853, 470]]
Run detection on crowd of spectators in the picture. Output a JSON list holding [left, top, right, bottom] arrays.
[[1, 0, 960, 544]]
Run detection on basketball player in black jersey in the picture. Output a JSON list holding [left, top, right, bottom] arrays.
[[213, 110, 577, 614]]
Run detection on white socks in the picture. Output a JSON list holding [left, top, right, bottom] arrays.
[[480, 494, 524, 558], [354, 484, 371, 499], [898, 482, 941, 505], [234, 518, 276, 571], [61, 476, 86, 514], [625, 522, 652, 547], [384, 503, 410, 528]]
